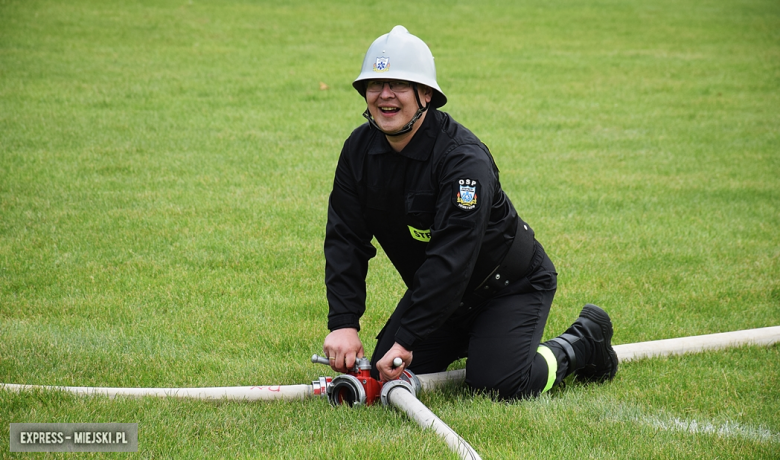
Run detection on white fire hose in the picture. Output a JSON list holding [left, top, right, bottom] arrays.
[[3, 326, 779, 460], [381, 379, 482, 460], [612, 325, 780, 361]]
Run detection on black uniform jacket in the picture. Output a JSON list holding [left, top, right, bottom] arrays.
[[325, 109, 522, 351]]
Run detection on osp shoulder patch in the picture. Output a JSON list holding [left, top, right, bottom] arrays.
[[455, 178, 479, 210]]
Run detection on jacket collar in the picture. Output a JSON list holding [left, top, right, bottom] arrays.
[[367, 109, 438, 161]]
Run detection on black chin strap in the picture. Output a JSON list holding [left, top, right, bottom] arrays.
[[363, 83, 429, 137]]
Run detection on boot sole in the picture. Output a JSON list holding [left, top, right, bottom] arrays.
[[579, 304, 614, 342], [576, 304, 619, 382]]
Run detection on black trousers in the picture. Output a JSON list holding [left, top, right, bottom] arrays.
[[371, 242, 558, 400]]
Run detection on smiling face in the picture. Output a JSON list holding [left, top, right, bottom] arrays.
[[365, 79, 433, 150]]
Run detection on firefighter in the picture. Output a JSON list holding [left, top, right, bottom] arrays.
[[322, 26, 617, 399]]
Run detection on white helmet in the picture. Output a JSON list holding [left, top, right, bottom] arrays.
[[353, 25, 447, 108]]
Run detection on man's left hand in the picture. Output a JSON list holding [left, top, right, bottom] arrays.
[[376, 342, 413, 381]]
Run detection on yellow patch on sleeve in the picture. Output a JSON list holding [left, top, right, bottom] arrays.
[[408, 225, 431, 242]]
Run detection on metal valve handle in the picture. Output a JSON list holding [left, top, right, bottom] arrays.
[[311, 354, 330, 366], [313, 354, 403, 369]]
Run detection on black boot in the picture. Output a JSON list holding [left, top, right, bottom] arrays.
[[543, 304, 618, 383]]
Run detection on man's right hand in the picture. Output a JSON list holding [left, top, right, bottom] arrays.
[[322, 328, 364, 374]]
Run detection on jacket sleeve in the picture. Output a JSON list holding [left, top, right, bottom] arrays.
[[324, 139, 377, 332], [394, 143, 500, 350]]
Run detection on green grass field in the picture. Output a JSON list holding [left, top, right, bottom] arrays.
[[1, 0, 778, 458]]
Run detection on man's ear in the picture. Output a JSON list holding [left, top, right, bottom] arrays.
[[420, 84, 433, 104]]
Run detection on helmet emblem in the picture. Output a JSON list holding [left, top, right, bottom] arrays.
[[373, 57, 390, 72]]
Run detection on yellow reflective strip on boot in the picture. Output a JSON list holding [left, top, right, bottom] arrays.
[[537, 345, 557, 393]]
